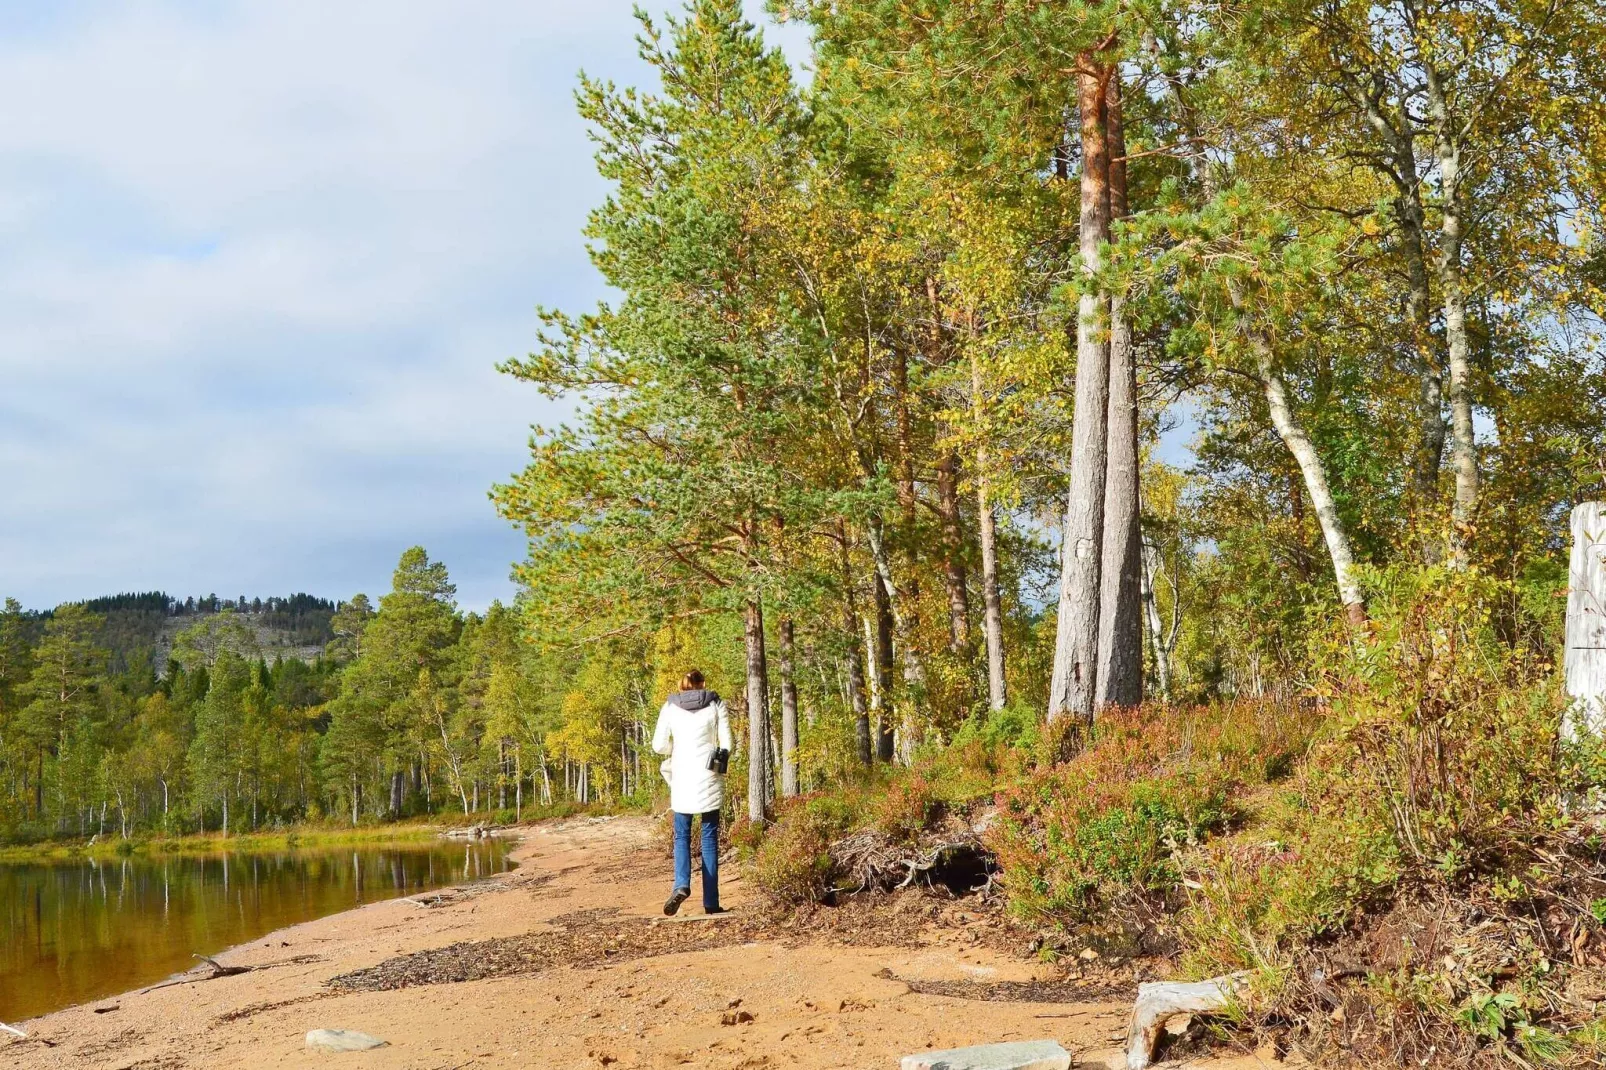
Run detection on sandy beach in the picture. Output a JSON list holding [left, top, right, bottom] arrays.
[[2, 816, 1269, 1070]]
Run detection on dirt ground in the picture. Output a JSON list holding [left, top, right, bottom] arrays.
[[2, 816, 1275, 1070]]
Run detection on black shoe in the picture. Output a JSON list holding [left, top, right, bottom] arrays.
[[664, 888, 690, 916], [704, 905, 728, 915]]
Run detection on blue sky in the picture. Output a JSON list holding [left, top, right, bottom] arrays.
[[0, 1, 809, 612]]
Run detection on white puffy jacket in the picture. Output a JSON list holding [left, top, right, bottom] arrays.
[[651, 690, 733, 815]]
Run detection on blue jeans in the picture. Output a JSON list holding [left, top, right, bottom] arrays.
[[672, 809, 720, 909]]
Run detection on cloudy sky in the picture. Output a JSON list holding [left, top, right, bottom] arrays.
[[0, 1, 807, 612]]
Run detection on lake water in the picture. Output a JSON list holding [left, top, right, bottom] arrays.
[[0, 838, 513, 1022]]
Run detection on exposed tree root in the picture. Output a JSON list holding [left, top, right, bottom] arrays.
[[829, 829, 995, 897]]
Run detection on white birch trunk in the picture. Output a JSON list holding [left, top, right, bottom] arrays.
[[1423, 59, 1479, 563], [1255, 344, 1366, 624], [1140, 534, 1172, 701], [971, 350, 1009, 713]]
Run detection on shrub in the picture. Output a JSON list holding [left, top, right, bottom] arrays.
[[872, 773, 942, 843], [989, 700, 1317, 927], [1171, 569, 1606, 1064], [1174, 779, 1401, 980], [750, 793, 854, 903]]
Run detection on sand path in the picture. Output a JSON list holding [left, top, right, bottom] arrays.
[[2, 816, 1269, 1070]]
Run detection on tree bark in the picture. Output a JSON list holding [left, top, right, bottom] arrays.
[[968, 345, 1008, 712], [1399, 47, 1477, 565], [1357, 79, 1445, 555], [1400, 191, 1446, 534], [893, 346, 918, 529], [1256, 344, 1367, 624], [1096, 72, 1144, 711], [866, 518, 925, 759], [1564, 502, 1606, 738], [778, 617, 800, 799], [1050, 57, 1114, 723], [871, 569, 896, 762], [935, 452, 972, 655], [1140, 533, 1173, 701], [838, 525, 873, 764], [977, 482, 1007, 709], [744, 597, 771, 823]]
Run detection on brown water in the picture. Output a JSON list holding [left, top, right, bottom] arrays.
[[0, 839, 512, 1022]]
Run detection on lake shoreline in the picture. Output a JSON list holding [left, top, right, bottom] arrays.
[[0, 803, 610, 864], [0, 831, 519, 1024], [2, 815, 1248, 1070]]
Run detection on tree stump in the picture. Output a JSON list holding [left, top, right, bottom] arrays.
[[1125, 975, 1242, 1070], [1566, 502, 1606, 739]]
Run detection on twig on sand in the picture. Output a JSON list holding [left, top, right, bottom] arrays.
[[193, 953, 252, 976], [1, 1021, 27, 1039], [140, 953, 255, 993]]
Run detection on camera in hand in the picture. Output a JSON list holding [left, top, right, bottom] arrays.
[[706, 748, 730, 774]]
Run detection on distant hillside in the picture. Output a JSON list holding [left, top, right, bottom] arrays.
[[75, 591, 338, 675]]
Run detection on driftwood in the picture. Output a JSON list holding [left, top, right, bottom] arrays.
[[1125, 974, 1244, 1070], [409, 891, 461, 909], [139, 953, 258, 993], [1, 1021, 27, 1039]]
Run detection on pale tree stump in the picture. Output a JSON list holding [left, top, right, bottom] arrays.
[[1125, 975, 1242, 1070], [1566, 502, 1606, 739]]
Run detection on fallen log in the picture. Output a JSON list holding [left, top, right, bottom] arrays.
[[1125, 974, 1244, 1070]]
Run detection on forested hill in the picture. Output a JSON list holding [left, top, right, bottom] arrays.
[[29, 592, 336, 676]]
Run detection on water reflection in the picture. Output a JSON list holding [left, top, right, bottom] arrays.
[[0, 839, 512, 1022]]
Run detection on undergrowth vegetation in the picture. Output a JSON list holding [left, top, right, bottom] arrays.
[[744, 571, 1606, 1066]]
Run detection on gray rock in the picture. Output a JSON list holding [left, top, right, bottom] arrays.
[[305, 1029, 389, 1053], [900, 1039, 1071, 1070]]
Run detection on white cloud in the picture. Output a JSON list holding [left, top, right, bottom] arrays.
[[0, 0, 807, 611]]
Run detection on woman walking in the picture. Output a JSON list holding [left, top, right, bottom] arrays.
[[651, 669, 732, 915]]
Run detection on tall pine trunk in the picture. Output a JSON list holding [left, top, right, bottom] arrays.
[[778, 617, 800, 799], [871, 571, 896, 762], [839, 529, 873, 764], [936, 452, 972, 655], [1095, 72, 1144, 710], [1049, 57, 1113, 723], [866, 519, 924, 759], [744, 598, 771, 823]]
